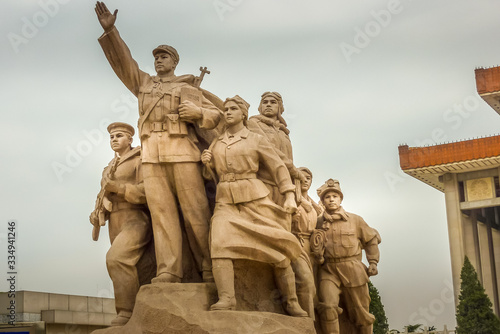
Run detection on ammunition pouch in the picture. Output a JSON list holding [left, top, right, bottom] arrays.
[[165, 114, 188, 136]]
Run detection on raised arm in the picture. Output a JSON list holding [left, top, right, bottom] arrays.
[[95, 2, 148, 97], [95, 1, 117, 33]]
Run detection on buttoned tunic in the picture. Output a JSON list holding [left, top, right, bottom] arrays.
[[98, 26, 220, 278], [211, 127, 294, 204], [316, 208, 380, 288], [315, 207, 380, 328], [93, 147, 153, 315], [208, 127, 301, 263], [98, 27, 221, 163]]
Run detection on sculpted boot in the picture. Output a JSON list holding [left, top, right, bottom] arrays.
[[321, 320, 340, 334], [210, 259, 236, 311], [110, 310, 132, 326], [318, 303, 341, 334], [274, 265, 308, 317], [202, 257, 215, 283], [297, 290, 315, 320]]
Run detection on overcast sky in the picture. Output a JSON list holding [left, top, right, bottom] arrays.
[[2, 0, 500, 330]]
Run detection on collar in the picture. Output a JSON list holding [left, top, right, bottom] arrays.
[[219, 127, 249, 143], [250, 115, 290, 135], [323, 207, 349, 223], [114, 146, 141, 166], [152, 74, 195, 84], [300, 197, 313, 213]]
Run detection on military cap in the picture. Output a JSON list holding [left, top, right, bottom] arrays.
[[107, 122, 135, 136], [260, 91, 284, 113], [152, 44, 180, 64], [317, 178, 343, 201], [261, 91, 283, 104]]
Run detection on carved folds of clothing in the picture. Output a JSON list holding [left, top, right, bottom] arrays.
[[99, 26, 221, 279], [98, 147, 153, 315], [207, 127, 300, 264], [316, 208, 380, 288], [247, 115, 295, 205]]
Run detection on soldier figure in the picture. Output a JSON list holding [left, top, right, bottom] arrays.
[[247, 92, 304, 207], [95, 2, 221, 283], [202, 96, 307, 317], [90, 122, 154, 326], [291, 167, 322, 319], [313, 179, 381, 334]]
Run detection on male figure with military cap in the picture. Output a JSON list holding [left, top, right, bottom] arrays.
[[95, 1, 221, 283], [90, 122, 154, 326], [313, 179, 381, 334], [247, 91, 305, 207]]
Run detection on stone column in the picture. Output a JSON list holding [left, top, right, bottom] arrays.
[[478, 222, 495, 306], [492, 228, 500, 315], [442, 173, 465, 306], [462, 212, 480, 277]]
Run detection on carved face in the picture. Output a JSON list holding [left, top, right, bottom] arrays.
[[301, 172, 312, 192], [322, 191, 342, 212], [154, 52, 176, 75], [259, 97, 280, 119], [109, 131, 132, 153], [223, 101, 245, 126]]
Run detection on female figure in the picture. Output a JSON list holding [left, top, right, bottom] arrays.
[[201, 95, 307, 317]]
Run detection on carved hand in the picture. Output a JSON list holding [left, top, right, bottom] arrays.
[[283, 192, 298, 214], [201, 150, 212, 165], [89, 211, 99, 225], [95, 1, 118, 32], [297, 169, 308, 183], [367, 263, 378, 276], [102, 176, 123, 195], [290, 167, 307, 183], [179, 101, 202, 122]]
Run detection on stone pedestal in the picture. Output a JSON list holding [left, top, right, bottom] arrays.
[[92, 282, 315, 334]]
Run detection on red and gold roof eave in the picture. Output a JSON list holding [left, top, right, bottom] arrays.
[[476, 66, 500, 115], [398, 135, 500, 192]]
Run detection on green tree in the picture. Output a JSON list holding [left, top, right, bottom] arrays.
[[456, 256, 500, 334], [404, 324, 422, 332], [369, 281, 390, 334]]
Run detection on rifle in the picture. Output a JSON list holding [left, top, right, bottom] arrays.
[[194, 66, 210, 88], [90, 155, 120, 241]]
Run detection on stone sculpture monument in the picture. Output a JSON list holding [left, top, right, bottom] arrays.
[[312, 179, 381, 334], [247, 92, 305, 207], [201, 95, 307, 317], [90, 2, 382, 333], [291, 167, 323, 320], [89, 122, 155, 326], [95, 1, 221, 285]]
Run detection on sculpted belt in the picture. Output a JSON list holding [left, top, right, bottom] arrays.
[[219, 172, 256, 182], [150, 122, 169, 132], [324, 254, 362, 263], [149, 118, 188, 136]]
